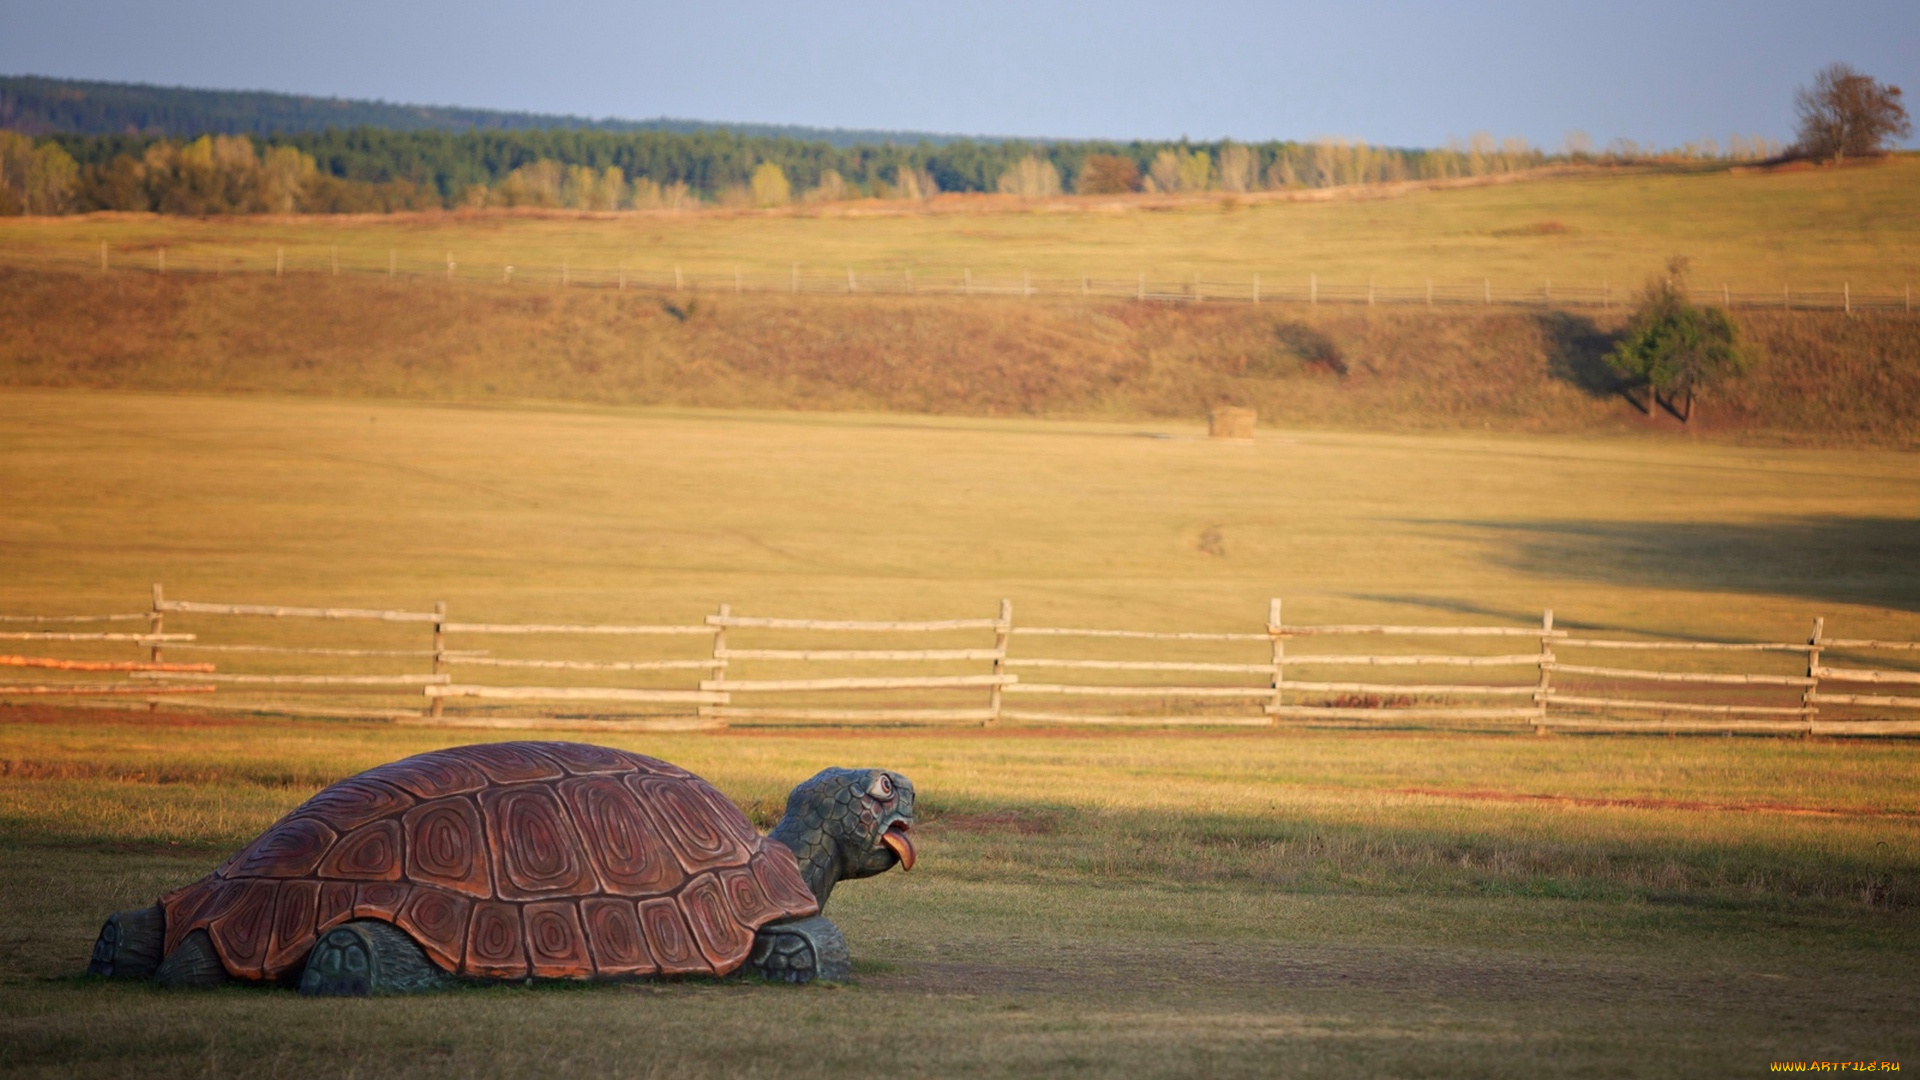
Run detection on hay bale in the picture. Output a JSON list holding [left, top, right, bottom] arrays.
[[1208, 406, 1257, 440]]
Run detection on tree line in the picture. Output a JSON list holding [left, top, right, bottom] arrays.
[[0, 126, 1755, 216], [1, 64, 1901, 216]]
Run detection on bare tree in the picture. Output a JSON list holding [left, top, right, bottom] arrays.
[[996, 156, 1061, 198], [1794, 63, 1912, 163]]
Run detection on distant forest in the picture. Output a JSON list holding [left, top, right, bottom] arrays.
[[0, 74, 973, 147], [1, 74, 1779, 215]]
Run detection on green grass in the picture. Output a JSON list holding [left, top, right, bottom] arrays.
[[2, 714, 1916, 1078], [3, 157, 1916, 292], [2, 390, 1918, 1076]]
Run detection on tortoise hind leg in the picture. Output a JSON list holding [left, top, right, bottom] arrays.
[[152, 929, 231, 988], [88, 905, 166, 979], [749, 915, 850, 984], [299, 921, 450, 997]]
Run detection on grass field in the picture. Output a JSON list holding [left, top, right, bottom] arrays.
[[3, 389, 1919, 635], [3, 378, 1918, 1074], [3, 157, 1916, 292], [2, 389, 1918, 1074], [3, 710, 1916, 1078]]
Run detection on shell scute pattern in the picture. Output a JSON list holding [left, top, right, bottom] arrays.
[[229, 817, 338, 878], [316, 820, 404, 881], [557, 776, 685, 896], [465, 900, 527, 978], [401, 797, 491, 897], [395, 887, 472, 970], [638, 897, 707, 975], [628, 774, 753, 874], [524, 901, 593, 978], [160, 743, 818, 982], [206, 880, 278, 979], [266, 880, 322, 973], [292, 777, 415, 831], [481, 785, 598, 901], [445, 743, 565, 785], [579, 897, 654, 976]]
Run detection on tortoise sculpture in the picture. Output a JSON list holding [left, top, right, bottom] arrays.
[[86, 741, 915, 994]]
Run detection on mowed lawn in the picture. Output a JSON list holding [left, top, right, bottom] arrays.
[[3, 156, 1916, 293], [1, 389, 1918, 1077]]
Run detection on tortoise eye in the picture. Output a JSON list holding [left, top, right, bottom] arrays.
[[867, 774, 895, 799]]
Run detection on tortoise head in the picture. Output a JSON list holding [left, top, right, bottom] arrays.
[[768, 767, 916, 908]]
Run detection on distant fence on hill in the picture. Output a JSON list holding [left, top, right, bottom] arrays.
[[3, 587, 1917, 736], [2, 247, 1914, 314]]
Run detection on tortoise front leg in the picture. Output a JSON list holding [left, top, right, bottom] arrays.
[[299, 921, 450, 997], [749, 915, 850, 983], [88, 906, 166, 979]]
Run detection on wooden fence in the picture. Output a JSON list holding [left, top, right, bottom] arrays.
[[4, 248, 1915, 314], [2, 587, 1917, 735]]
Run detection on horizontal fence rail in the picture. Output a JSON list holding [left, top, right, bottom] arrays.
[[3, 248, 1913, 315], [1, 588, 1916, 735]]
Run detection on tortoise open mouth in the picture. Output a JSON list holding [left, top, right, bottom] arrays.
[[880, 821, 915, 871]]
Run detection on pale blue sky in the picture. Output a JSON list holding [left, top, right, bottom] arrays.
[[3, 0, 1915, 148]]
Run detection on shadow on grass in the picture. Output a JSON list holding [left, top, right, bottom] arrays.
[[1537, 312, 1639, 408], [1409, 516, 1920, 613]]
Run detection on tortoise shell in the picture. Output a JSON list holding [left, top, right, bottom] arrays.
[[157, 742, 818, 982]]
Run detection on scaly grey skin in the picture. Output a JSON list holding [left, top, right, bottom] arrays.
[[88, 766, 916, 992], [768, 767, 917, 909], [750, 767, 916, 982]]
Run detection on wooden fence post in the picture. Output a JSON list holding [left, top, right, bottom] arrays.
[[1484, 278, 1491, 305], [847, 268, 856, 294], [1534, 609, 1554, 735], [100, 242, 108, 273], [148, 584, 165, 713], [711, 603, 730, 684], [431, 601, 447, 719], [276, 247, 284, 277], [674, 265, 683, 291], [1802, 617, 1823, 735], [1844, 283, 1850, 316], [149, 584, 165, 665], [1268, 598, 1284, 724], [988, 599, 1011, 726]]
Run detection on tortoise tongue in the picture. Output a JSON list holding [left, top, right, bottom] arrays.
[[881, 823, 915, 872]]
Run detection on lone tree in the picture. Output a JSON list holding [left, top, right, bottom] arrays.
[[1607, 258, 1748, 422], [1794, 63, 1912, 163]]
